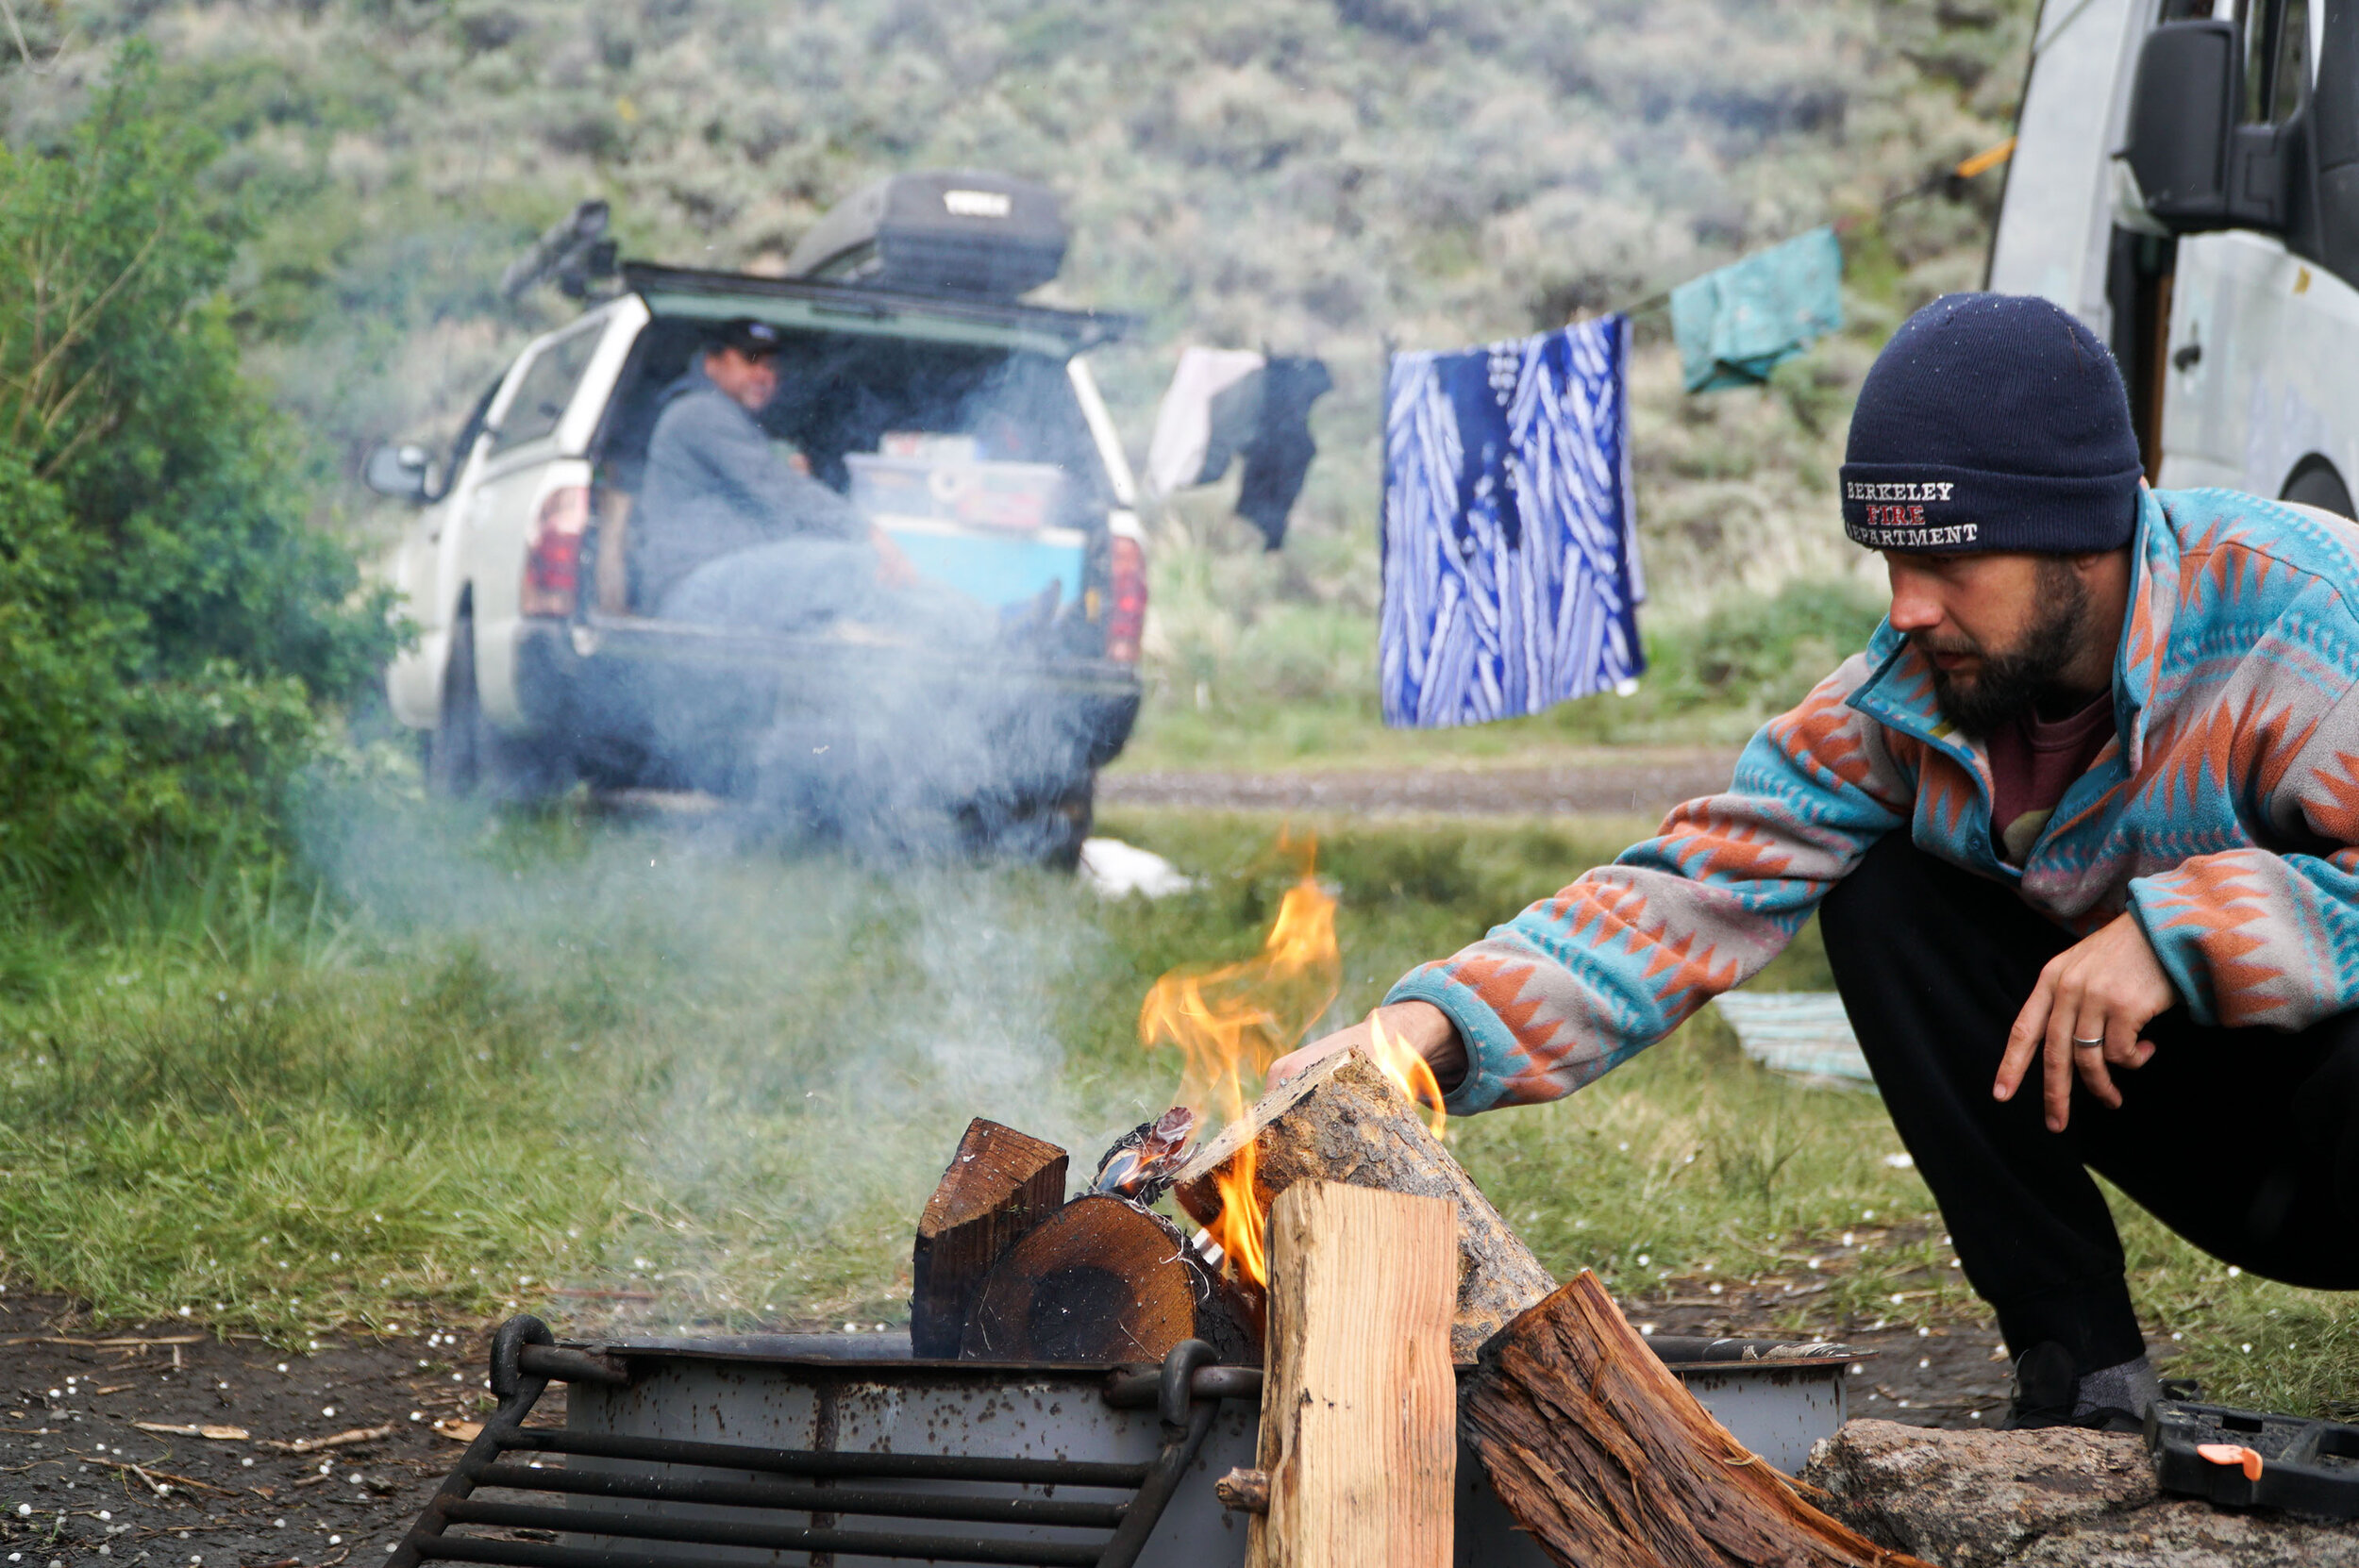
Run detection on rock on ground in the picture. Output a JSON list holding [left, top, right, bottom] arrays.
[[1800, 1418, 2359, 1566]]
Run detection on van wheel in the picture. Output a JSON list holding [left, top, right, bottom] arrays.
[[427, 607, 570, 804], [2283, 460, 2355, 518]]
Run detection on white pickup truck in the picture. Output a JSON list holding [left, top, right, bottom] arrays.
[[368, 178, 1147, 864]]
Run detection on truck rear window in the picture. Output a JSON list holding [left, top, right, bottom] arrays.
[[602, 318, 1111, 516]]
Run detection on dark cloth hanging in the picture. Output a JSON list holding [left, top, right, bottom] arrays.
[[1233, 357, 1333, 551]]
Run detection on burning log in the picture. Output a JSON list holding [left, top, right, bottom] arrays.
[[959, 1193, 1254, 1363], [1092, 1105, 1196, 1204], [1247, 1181, 1458, 1568], [910, 1118, 1069, 1358], [1170, 1047, 1554, 1359], [1459, 1271, 1931, 1568]]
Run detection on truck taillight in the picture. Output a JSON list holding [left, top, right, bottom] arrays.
[[1106, 535, 1146, 663], [523, 485, 591, 618]]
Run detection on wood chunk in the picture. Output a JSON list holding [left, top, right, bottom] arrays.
[[1170, 1047, 1554, 1359], [1459, 1270, 1932, 1568], [1247, 1182, 1457, 1568], [910, 1119, 1069, 1358], [1216, 1467, 1272, 1514], [959, 1193, 1250, 1363]]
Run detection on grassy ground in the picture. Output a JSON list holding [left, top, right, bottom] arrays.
[[1114, 575, 1888, 772], [0, 800, 2350, 1415]]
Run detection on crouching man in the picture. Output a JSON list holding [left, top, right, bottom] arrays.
[[1275, 293, 2359, 1430]]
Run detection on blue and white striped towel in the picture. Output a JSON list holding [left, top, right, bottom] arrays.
[[1380, 317, 1644, 728]]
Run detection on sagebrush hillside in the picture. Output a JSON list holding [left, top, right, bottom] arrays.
[[4, 0, 2036, 720]]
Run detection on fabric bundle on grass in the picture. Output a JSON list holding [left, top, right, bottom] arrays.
[[1711, 992, 1875, 1088], [1670, 225, 1844, 392], [1380, 316, 1644, 729]]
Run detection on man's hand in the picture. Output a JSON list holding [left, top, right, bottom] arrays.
[[1268, 1000, 1466, 1092], [1995, 911, 2174, 1132], [871, 525, 921, 589]]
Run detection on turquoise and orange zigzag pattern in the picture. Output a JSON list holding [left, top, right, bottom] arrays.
[[1390, 488, 2359, 1114]]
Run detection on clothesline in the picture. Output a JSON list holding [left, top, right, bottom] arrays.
[[1604, 135, 2017, 322]]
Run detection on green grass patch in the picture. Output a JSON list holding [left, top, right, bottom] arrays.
[[1120, 577, 1887, 771], [0, 803, 2348, 1413]]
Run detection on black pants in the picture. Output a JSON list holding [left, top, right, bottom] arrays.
[[1819, 833, 2359, 1374]]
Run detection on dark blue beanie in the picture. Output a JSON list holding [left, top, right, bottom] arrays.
[[1841, 292, 2142, 554]]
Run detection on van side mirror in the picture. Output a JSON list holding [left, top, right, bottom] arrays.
[[364, 442, 434, 502], [2123, 19, 2289, 234]]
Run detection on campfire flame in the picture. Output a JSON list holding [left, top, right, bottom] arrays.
[[1368, 1009, 1448, 1142], [1137, 841, 1340, 1289]]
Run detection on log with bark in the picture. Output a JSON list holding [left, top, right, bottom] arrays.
[[909, 1119, 1069, 1358], [959, 1193, 1254, 1363], [1459, 1270, 1932, 1568], [1169, 1047, 1555, 1359]]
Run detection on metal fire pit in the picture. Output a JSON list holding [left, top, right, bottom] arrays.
[[392, 1316, 1859, 1568]]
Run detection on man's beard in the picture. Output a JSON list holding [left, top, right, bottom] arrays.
[[1916, 559, 2094, 739]]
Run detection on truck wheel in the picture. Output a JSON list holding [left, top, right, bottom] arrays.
[[1006, 774, 1094, 872], [425, 609, 487, 798], [2283, 460, 2355, 518], [1043, 777, 1095, 872], [427, 607, 571, 805]]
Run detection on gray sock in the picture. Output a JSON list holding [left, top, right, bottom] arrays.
[[2073, 1355, 2160, 1420]]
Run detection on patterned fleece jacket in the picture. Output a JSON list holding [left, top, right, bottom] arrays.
[[1388, 487, 2359, 1116]]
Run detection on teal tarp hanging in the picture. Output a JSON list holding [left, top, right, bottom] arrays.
[[1670, 225, 1844, 393]]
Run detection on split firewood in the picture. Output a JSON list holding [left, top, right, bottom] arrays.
[[959, 1193, 1252, 1363], [1459, 1271, 1931, 1568], [910, 1118, 1070, 1357], [1170, 1047, 1554, 1359], [1247, 1182, 1457, 1568]]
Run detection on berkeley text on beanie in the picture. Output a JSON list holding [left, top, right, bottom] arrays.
[[1840, 292, 2142, 554]]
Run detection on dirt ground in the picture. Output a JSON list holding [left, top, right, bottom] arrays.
[[1629, 1283, 2022, 1429], [1098, 749, 1747, 818], [0, 1274, 2081, 1568], [0, 1293, 516, 1568]]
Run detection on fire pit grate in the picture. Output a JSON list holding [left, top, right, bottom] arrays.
[[388, 1319, 1229, 1568]]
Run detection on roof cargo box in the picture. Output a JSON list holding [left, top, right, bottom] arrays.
[[784, 171, 1066, 300]]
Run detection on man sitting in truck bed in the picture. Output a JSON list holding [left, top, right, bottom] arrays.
[[635, 317, 954, 632]]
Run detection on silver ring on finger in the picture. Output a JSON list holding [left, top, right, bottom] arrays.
[[2071, 1033, 2106, 1051]]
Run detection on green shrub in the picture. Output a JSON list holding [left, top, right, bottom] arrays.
[[1648, 577, 1888, 718], [0, 46, 392, 889]]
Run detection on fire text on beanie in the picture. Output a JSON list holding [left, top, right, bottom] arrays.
[[1840, 292, 2142, 555]]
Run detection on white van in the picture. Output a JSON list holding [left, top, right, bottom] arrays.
[[1991, 0, 2359, 513]]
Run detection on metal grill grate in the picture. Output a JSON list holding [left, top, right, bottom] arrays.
[[389, 1319, 1227, 1568]]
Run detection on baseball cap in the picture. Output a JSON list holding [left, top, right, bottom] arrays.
[[707, 318, 786, 358]]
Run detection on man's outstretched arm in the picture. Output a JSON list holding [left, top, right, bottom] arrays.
[[1276, 657, 1919, 1110]]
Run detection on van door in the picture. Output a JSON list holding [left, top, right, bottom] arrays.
[[2155, 0, 2359, 496], [1989, 0, 2153, 331]]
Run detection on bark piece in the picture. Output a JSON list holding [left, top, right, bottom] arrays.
[[1170, 1047, 1554, 1359], [959, 1193, 1249, 1363], [1460, 1270, 1929, 1568], [910, 1118, 1069, 1358], [1247, 1182, 1457, 1568]]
